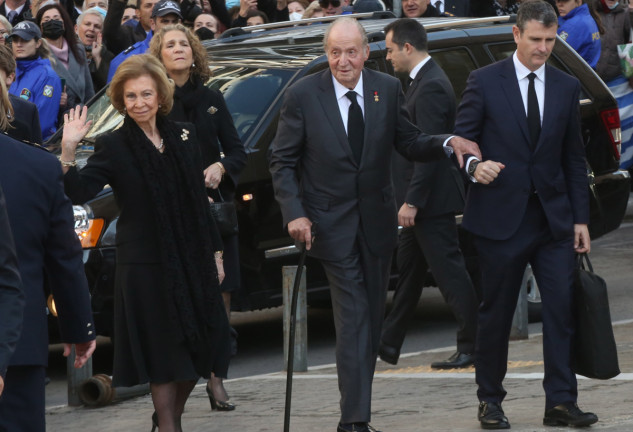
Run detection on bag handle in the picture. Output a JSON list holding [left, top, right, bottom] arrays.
[[576, 253, 594, 273]]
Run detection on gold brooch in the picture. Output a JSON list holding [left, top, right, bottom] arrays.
[[207, 106, 218, 115], [181, 129, 190, 141]]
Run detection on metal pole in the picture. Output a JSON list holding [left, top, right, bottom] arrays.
[[283, 265, 308, 372], [66, 347, 93, 406]]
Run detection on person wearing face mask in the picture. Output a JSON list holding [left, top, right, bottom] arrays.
[[193, 12, 219, 39], [288, 0, 308, 20], [36, 3, 94, 120], [8, 20, 61, 141], [593, 0, 633, 171]]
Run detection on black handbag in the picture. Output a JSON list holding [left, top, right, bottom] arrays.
[[209, 190, 238, 236], [571, 253, 620, 380]]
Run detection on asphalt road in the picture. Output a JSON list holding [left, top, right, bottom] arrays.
[[45, 194, 633, 409]]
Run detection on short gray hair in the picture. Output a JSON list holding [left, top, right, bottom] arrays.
[[516, 0, 558, 33], [323, 17, 368, 52], [77, 8, 105, 26]]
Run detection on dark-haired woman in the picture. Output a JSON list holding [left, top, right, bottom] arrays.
[[36, 3, 94, 116], [150, 24, 246, 412]]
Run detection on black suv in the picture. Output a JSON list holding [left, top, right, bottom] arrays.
[[48, 15, 631, 337]]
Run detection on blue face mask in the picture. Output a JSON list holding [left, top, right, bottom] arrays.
[[225, 0, 240, 8], [608, 1, 619, 9]]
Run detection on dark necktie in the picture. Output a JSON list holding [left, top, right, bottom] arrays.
[[7, 10, 16, 24], [345, 91, 364, 164], [527, 72, 541, 150], [435, 0, 442, 12], [406, 76, 413, 92]]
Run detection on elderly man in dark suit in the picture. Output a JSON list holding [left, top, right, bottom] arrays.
[[455, 1, 597, 429], [0, 185, 23, 398], [379, 18, 478, 369], [0, 134, 96, 432], [269, 17, 480, 432]]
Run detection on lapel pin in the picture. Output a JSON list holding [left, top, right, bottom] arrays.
[[208, 106, 218, 115], [181, 129, 190, 141], [374, 91, 379, 102]]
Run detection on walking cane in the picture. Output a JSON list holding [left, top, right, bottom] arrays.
[[283, 226, 315, 432]]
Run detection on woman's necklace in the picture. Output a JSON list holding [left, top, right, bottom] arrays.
[[156, 138, 164, 151]]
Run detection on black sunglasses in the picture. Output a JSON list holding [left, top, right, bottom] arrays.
[[319, 0, 341, 7]]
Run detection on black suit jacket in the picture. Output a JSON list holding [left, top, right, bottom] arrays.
[[392, 58, 464, 217], [9, 94, 42, 144], [270, 68, 449, 261], [0, 136, 94, 367], [0, 0, 31, 26], [455, 56, 589, 241], [0, 185, 23, 376]]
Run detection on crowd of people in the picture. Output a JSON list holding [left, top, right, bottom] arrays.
[[0, 0, 628, 431]]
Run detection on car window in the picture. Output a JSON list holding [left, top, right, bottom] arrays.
[[77, 67, 295, 145], [207, 67, 295, 139], [430, 47, 478, 104]]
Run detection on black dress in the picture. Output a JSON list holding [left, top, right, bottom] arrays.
[[64, 117, 229, 387]]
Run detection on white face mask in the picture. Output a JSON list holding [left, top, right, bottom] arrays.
[[608, 1, 619, 9], [289, 11, 303, 20]]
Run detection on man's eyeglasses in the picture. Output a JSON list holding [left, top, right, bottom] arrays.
[[319, 0, 341, 7]]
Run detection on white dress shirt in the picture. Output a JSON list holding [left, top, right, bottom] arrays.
[[332, 73, 364, 136], [512, 51, 545, 125], [409, 55, 432, 81]]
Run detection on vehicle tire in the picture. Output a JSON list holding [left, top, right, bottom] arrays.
[[523, 264, 542, 323]]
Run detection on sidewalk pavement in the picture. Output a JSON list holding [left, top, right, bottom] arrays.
[[46, 319, 633, 431]]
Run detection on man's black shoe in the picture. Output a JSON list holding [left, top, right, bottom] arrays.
[[431, 351, 474, 369], [478, 401, 510, 430], [378, 343, 399, 365], [337, 422, 382, 432], [543, 402, 598, 427]]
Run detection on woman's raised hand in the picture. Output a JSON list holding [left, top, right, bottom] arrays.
[[61, 105, 93, 154]]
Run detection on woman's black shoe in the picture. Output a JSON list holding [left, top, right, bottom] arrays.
[[206, 385, 236, 411], [150, 412, 158, 432]]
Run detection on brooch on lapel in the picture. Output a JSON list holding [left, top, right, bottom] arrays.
[[207, 106, 218, 115], [373, 91, 379, 102], [181, 129, 190, 141]]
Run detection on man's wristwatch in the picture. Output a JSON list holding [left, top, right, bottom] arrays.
[[467, 160, 480, 177]]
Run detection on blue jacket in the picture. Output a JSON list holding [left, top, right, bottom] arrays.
[[107, 31, 153, 83], [9, 57, 62, 142], [558, 3, 601, 69]]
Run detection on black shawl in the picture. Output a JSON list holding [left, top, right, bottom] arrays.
[[121, 114, 221, 350]]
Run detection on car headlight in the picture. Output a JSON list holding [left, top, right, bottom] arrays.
[[73, 204, 105, 248]]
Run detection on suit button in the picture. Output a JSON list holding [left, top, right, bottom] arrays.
[[88, 330, 93, 335], [87, 323, 92, 327]]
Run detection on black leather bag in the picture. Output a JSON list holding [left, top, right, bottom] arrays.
[[209, 190, 238, 236], [571, 253, 620, 380]]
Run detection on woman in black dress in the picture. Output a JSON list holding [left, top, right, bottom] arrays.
[[150, 24, 246, 411], [59, 54, 230, 432]]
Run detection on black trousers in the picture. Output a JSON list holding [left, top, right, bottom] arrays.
[[474, 195, 577, 409], [381, 212, 478, 354], [0, 365, 46, 432], [319, 230, 391, 425]]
